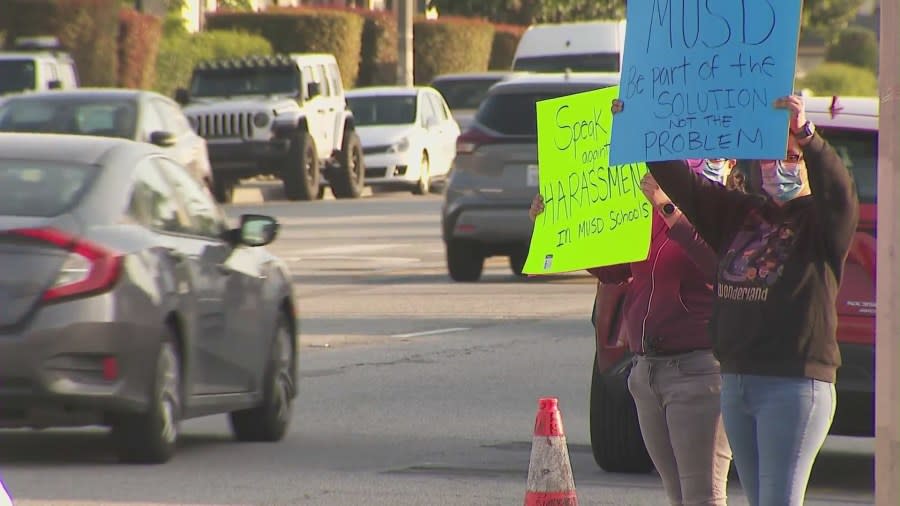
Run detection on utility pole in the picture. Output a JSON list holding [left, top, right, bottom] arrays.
[[397, 0, 414, 86], [876, 0, 900, 504]]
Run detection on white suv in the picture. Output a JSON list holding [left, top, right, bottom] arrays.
[[0, 37, 79, 96], [177, 53, 364, 202]]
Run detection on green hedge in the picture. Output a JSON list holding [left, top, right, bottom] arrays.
[[357, 9, 398, 86], [153, 30, 273, 98], [118, 8, 162, 89], [0, 0, 120, 86], [206, 9, 364, 88], [489, 23, 526, 70], [797, 63, 878, 96], [826, 26, 878, 73], [414, 16, 494, 84]]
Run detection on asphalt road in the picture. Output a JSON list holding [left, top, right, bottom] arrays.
[[0, 192, 875, 506]]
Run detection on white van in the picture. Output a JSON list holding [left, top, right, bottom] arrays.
[[511, 20, 626, 73]]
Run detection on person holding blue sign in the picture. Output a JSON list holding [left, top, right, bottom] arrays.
[[616, 95, 859, 506], [531, 157, 739, 506]]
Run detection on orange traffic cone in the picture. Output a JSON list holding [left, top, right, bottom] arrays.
[[524, 397, 577, 506]]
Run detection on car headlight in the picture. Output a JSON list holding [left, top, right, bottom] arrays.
[[388, 137, 410, 153], [253, 112, 270, 128]]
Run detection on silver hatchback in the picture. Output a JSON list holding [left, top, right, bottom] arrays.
[[441, 73, 620, 281]]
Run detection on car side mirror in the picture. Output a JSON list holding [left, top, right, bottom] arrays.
[[47, 79, 62, 90], [307, 82, 321, 99], [150, 130, 176, 147], [238, 214, 279, 247], [174, 88, 190, 105]]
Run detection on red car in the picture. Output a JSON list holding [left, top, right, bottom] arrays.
[[590, 96, 877, 472]]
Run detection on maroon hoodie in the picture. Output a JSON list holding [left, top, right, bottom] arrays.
[[589, 212, 717, 355]]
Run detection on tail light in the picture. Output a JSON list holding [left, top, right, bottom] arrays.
[[457, 127, 499, 155], [8, 228, 123, 303]]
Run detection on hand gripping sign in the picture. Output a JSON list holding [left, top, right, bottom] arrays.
[[609, 0, 803, 165], [524, 86, 651, 275]]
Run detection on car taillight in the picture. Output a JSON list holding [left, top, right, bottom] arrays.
[[8, 228, 123, 303], [456, 127, 498, 155]]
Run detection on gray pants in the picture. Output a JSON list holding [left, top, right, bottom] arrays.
[[628, 350, 732, 506]]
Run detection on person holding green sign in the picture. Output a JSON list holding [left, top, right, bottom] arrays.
[[530, 158, 739, 506], [618, 95, 859, 506]]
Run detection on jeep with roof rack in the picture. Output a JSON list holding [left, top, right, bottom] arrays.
[[175, 53, 364, 203]]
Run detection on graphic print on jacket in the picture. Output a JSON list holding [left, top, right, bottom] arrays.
[[719, 215, 799, 302]]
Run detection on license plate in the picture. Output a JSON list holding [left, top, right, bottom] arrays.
[[526, 164, 539, 186]]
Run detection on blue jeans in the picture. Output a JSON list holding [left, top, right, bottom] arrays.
[[720, 374, 836, 506]]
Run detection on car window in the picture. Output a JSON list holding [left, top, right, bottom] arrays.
[[128, 158, 189, 233], [816, 127, 877, 204], [0, 98, 137, 138], [431, 77, 503, 110], [155, 158, 227, 238], [0, 159, 96, 217], [0, 59, 36, 95], [476, 87, 609, 136], [347, 95, 417, 125]]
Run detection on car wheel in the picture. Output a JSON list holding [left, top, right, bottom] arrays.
[[412, 152, 430, 195], [230, 315, 295, 442], [212, 178, 235, 204], [329, 130, 365, 199], [589, 355, 654, 473], [282, 131, 320, 201], [509, 247, 528, 276], [112, 333, 181, 464], [446, 239, 484, 282]]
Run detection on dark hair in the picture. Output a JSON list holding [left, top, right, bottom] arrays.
[[726, 167, 747, 193]]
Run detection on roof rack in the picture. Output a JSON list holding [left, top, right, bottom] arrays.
[[196, 54, 295, 71], [11, 36, 66, 52]]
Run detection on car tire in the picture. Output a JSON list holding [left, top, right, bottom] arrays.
[[412, 152, 430, 195], [212, 177, 235, 204], [282, 131, 320, 201], [230, 315, 295, 442], [589, 355, 654, 473], [446, 239, 484, 282], [112, 333, 181, 464], [509, 247, 528, 277], [329, 130, 365, 199]]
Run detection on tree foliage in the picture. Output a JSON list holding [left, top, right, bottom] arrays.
[[802, 0, 866, 44], [426, 0, 625, 24]]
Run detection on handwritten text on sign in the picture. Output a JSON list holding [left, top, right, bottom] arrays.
[[524, 86, 651, 275], [608, 0, 803, 165]]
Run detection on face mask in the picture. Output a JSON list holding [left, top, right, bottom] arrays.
[[701, 159, 729, 184], [761, 161, 804, 202]]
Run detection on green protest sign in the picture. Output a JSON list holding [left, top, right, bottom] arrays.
[[524, 86, 652, 275]]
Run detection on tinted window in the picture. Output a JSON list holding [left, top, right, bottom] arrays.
[[476, 86, 611, 136], [0, 160, 96, 217], [156, 158, 226, 238], [0, 97, 137, 138], [190, 67, 300, 98], [0, 60, 36, 95], [817, 127, 876, 204], [431, 77, 503, 110], [128, 159, 188, 233], [347, 95, 417, 126], [513, 53, 620, 72]]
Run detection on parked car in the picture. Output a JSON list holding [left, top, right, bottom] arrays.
[[0, 89, 213, 190], [429, 72, 524, 131], [346, 86, 460, 194], [0, 134, 297, 463], [512, 20, 627, 73], [0, 36, 79, 96], [441, 72, 620, 281], [177, 53, 364, 203], [590, 96, 878, 473]]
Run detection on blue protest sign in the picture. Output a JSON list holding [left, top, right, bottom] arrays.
[[609, 0, 803, 165]]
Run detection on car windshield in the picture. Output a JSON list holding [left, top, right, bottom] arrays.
[[190, 67, 300, 97], [347, 95, 417, 126], [818, 127, 876, 204], [0, 160, 97, 217], [476, 86, 612, 136], [0, 59, 36, 95], [0, 97, 137, 139], [513, 53, 620, 72], [431, 77, 503, 110]]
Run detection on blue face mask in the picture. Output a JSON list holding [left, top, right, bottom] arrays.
[[761, 161, 804, 202]]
